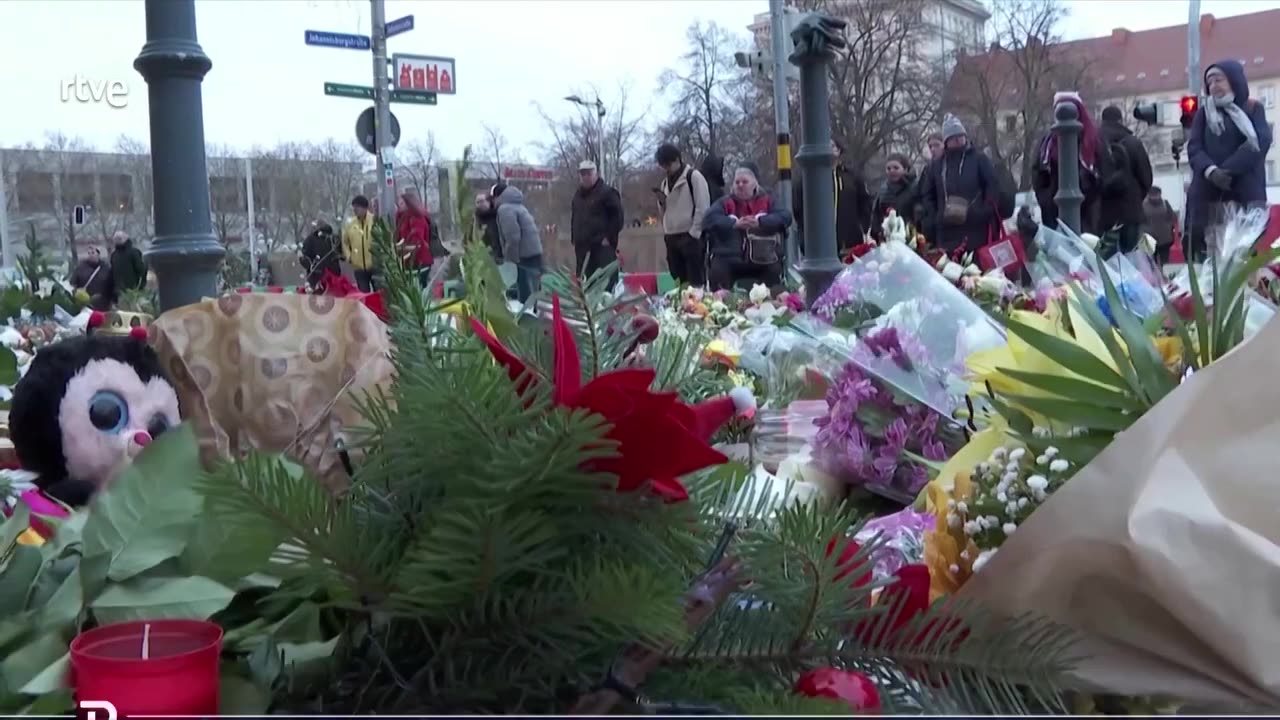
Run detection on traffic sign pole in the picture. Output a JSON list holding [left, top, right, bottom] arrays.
[[370, 0, 396, 226]]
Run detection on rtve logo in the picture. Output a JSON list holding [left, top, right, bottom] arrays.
[[60, 75, 129, 109], [79, 700, 119, 720]]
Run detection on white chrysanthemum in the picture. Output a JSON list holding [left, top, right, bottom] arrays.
[[1026, 475, 1049, 492], [1036, 454, 1048, 466], [972, 549, 996, 573], [1049, 459, 1069, 473], [1003, 522, 1017, 535], [963, 520, 981, 536], [1009, 447, 1026, 462], [955, 501, 968, 514], [1044, 446, 1059, 458]]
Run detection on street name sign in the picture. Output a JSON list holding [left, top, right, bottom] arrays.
[[304, 30, 370, 50], [390, 89, 437, 105], [385, 15, 415, 37], [324, 82, 372, 100], [391, 53, 457, 95]]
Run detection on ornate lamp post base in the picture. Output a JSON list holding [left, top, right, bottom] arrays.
[[134, 0, 225, 312], [1051, 97, 1085, 235]]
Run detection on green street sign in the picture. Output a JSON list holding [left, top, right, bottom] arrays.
[[324, 82, 373, 100], [391, 89, 437, 105]]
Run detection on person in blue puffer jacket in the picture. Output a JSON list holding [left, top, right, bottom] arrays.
[[1186, 60, 1272, 262]]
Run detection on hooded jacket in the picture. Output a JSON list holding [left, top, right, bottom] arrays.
[[1098, 119, 1154, 228], [495, 186, 543, 260], [703, 189, 793, 259], [920, 144, 998, 253], [700, 154, 727, 202], [1188, 59, 1273, 215], [396, 206, 433, 268]]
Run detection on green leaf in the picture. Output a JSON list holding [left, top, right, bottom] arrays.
[[1002, 394, 1136, 432], [18, 688, 72, 715], [1094, 261, 1176, 404], [38, 567, 83, 634], [995, 368, 1146, 412], [0, 504, 32, 561], [79, 552, 111, 603], [0, 347, 17, 388], [1, 633, 66, 694], [1003, 313, 1131, 393], [90, 575, 235, 624], [1066, 287, 1146, 399], [17, 651, 68, 695], [218, 671, 270, 715], [0, 546, 43, 616], [82, 424, 203, 577]]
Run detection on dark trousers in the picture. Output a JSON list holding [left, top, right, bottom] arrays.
[[664, 232, 706, 286], [1098, 224, 1141, 260], [1182, 226, 1209, 264], [516, 255, 543, 303], [417, 265, 433, 289], [354, 269, 375, 292], [575, 241, 618, 287], [708, 256, 782, 293]]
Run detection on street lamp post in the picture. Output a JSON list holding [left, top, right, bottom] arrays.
[[789, 13, 847, 308], [1051, 99, 1084, 234], [565, 94, 607, 183], [133, 0, 225, 312]]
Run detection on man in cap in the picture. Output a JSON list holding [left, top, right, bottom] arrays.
[[570, 160, 625, 287]]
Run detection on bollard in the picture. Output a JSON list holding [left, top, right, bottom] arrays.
[[134, 0, 225, 312], [1051, 100, 1084, 235], [789, 12, 847, 308]]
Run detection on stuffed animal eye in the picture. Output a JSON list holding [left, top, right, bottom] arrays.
[[88, 391, 129, 434], [147, 413, 171, 438]]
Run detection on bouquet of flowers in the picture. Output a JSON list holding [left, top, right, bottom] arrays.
[[1169, 206, 1277, 338], [1029, 221, 1164, 320]]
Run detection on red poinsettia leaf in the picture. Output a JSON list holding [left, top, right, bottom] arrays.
[[825, 536, 872, 589], [854, 562, 931, 648], [470, 317, 533, 389], [649, 476, 690, 503], [590, 366, 657, 390], [551, 295, 581, 404]]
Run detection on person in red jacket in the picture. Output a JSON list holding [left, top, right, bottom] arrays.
[[396, 188, 433, 286]]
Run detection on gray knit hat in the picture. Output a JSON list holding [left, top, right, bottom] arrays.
[[941, 113, 967, 142]]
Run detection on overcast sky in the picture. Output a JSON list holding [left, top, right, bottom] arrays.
[[1, 0, 1276, 163]]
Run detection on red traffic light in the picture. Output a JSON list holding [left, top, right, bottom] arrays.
[[1180, 96, 1198, 115]]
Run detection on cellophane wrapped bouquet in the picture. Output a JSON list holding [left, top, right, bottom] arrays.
[[1029, 221, 1164, 321], [1169, 206, 1277, 338], [791, 242, 1007, 503]]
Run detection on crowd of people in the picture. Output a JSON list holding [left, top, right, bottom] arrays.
[[68, 231, 149, 310], [230, 57, 1273, 306]]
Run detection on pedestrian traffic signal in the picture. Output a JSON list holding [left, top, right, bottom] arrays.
[[1179, 96, 1198, 128]]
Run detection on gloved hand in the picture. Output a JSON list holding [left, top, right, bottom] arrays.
[[1208, 168, 1233, 191]]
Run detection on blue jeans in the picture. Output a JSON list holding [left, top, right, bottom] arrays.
[[515, 255, 543, 303]]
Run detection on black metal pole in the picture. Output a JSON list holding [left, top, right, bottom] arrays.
[[134, 0, 224, 312], [789, 13, 847, 308], [1051, 100, 1084, 234]]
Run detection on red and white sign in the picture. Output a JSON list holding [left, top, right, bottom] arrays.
[[391, 53, 456, 95], [503, 166, 554, 182]]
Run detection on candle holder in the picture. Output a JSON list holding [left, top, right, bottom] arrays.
[[71, 619, 222, 717]]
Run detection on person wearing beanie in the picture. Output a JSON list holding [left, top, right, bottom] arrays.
[[792, 137, 872, 258], [1031, 91, 1112, 235], [1096, 104, 1154, 257], [870, 153, 920, 242], [1185, 60, 1271, 262], [703, 164, 792, 291], [918, 114, 999, 255]]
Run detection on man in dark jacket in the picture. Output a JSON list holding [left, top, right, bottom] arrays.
[[793, 138, 872, 258], [300, 220, 340, 289], [108, 231, 146, 299], [1098, 105, 1154, 255], [919, 115, 999, 255], [700, 154, 726, 203], [1186, 59, 1272, 262], [70, 245, 113, 310], [570, 160, 624, 285], [1141, 186, 1179, 265]]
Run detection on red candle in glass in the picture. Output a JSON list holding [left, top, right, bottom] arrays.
[[71, 620, 222, 717]]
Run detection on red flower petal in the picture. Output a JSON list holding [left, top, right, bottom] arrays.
[[470, 317, 534, 392], [855, 563, 931, 647], [795, 667, 882, 713], [825, 537, 872, 588], [551, 296, 581, 404]]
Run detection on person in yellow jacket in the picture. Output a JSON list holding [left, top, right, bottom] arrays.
[[342, 194, 377, 291]]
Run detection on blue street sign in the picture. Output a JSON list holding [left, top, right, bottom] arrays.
[[304, 29, 370, 50], [385, 15, 415, 38]]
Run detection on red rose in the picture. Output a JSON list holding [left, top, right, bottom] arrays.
[[795, 667, 881, 713]]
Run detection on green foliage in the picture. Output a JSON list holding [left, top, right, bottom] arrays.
[[16, 223, 58, 296], [116, 288, 159, 316], [0, 426, 280, 714]]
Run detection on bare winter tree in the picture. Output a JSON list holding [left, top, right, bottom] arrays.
[[656, 21, 739, 160], [205, 143, 247, 248], [479, 124, 510, 180], [400, 133, 439, 203], [308, 138, 366, 226], [113, 135, 155, 239], [945, 0, 1098, 190], [37, 132, 97, 263]]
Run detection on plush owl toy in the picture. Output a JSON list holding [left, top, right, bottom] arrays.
[[8, 312, 180, 508]]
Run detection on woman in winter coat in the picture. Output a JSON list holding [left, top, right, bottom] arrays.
[[396, 190, 434, 287], [919, 115, 999, 255], [1186, 60, 1272, 262], [704, 164, 792, 291], [870, 153, 919, 241], [1032, 92, 1115, 235]]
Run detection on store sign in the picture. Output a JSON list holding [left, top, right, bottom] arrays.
[[503, 167, 554, 182], [391, 53, 457, 95]]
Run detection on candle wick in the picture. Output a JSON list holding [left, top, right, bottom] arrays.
[[142, 623, 151, 660]]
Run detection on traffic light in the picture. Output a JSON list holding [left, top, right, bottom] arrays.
[[1133, 101, 1159, 125], [1179, 95, 1199, 128], [72, 205, 85, 226]]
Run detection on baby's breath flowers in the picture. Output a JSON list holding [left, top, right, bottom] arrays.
[[945, 441, 1074, 559]]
